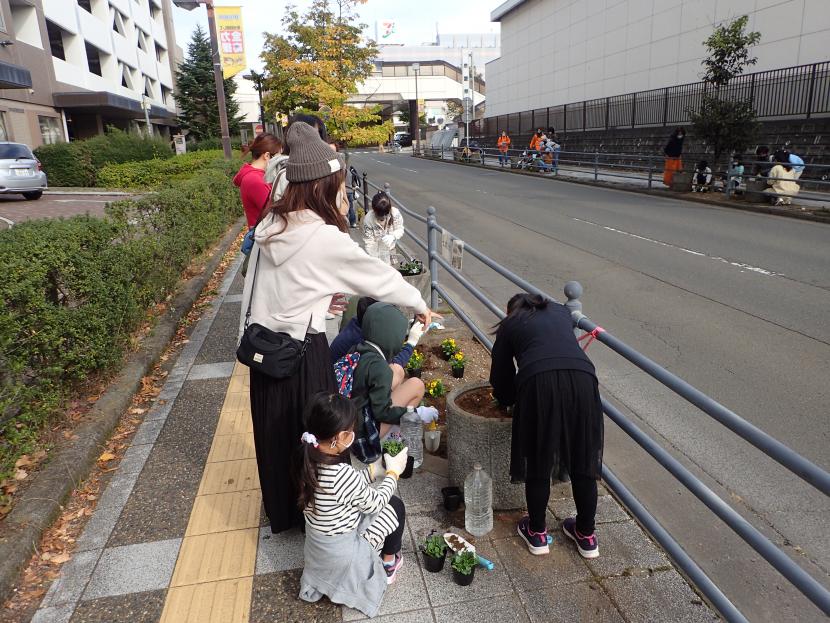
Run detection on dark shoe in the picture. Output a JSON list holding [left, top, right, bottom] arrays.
[[562, 517, 599, 559], [383, 552, 404, 584], [517, 516, 549, 555]]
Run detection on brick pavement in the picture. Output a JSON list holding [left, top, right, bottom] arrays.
[[29, 255, 717, 623]]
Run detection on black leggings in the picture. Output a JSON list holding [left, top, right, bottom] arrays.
[[526, 474, 597, 535], [382, 495, 406, 556]]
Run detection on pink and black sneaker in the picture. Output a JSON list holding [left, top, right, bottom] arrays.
[[562, 517, 599, 559], [383, 552, 403, 584], [517, 516, 550, 555]]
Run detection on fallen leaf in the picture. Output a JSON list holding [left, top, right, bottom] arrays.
[[2, 484, 18, 495], [15, 455, 33, 468], [128, 408, 146, 415], [49, 553, 70, 565], [0, 505, 11, 518], [97, 452, 116, 463], [13, 469, 28, 481], [33, 450, 48, 461]]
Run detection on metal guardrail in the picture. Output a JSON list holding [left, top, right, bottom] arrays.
[[417, 145, 830, 203], [362, 174, 830, 621]]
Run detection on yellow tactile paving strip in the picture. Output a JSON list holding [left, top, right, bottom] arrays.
[[160, 362, 257, 623]]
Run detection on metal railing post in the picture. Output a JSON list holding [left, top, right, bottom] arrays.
[[361, 172, 369, 214], [427, 206, 439, 309], [593, 151, 599, 181], [564, 281, 584, 338], [384, 182, 391, 196], [648, 157, 654, 189]]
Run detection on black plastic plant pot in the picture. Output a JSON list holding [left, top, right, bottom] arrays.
[[399, 455, 415, 479], [421, 549, 446, 573], [408, 367, 422, 378], [441, 486, 462, 511], [452, 565, 475, 586], [452, 367, 465, 379]]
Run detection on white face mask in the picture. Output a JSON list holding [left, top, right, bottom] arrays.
[[336, 188, 348, 216]]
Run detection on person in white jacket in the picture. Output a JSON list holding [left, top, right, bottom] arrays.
[[362, 191, 404, 265], [240, 121, 439, 534]]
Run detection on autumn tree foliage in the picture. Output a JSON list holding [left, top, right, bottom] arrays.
[[261, 0, 393, 146]]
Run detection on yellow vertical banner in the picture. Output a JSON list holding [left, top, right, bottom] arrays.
[[214, 6, 246, 79]]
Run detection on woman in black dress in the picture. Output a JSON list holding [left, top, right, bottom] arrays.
[[490, 293, 603, 558]]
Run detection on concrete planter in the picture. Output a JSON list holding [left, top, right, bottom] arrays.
[[743, 177, 767, 203], [670, 170, 693, 192], [446, 381, 525, 510], [400, 267, 430, 303]]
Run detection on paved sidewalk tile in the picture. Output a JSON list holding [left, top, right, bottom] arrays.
[[422, 540, 513, 607], [207, 431, 256, 463], [83, 539, 181, 600], [493, 535, 592, 592], [31, 604, 75, 623], [433, 594, 530, 622], [170, 528, 258, 587], [603, 570, 718, 623], [95, 470, 140, 512], [117, 443, 153, 474], [185, 490, 262, 536], [69, 589, 166, 623], [198, 458, 259, 495], [160, 577, 253, 623], [583, 520, 670, 577], [550, 493, 630, 524], [74, 506, 122, 552], [41, 550, 102, 607], [130, 419, 165, 446], [187, 362, 236, 381], [248, 570, 340, 623], [519, 581, 624, 622], [346, 610, 434, 623], [254, 527, 305, 575], [342, 553, 426, 620]]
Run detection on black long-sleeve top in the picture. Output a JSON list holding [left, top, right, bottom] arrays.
[[489, 303, 597, 407], [664, 134, 685, 158]]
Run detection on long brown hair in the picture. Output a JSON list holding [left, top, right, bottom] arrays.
[[294, 393, 357, 512], [267, 169, 347, 232], [241, 133, 282, 159]]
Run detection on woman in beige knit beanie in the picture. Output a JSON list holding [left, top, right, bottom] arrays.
[[240, 121, 440, 533]]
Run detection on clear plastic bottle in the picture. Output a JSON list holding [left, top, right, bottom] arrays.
[[400, 406, 423, 469], [464, 463, 493, 536]]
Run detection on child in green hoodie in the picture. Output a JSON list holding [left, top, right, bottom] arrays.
[[350, 302, 437, 463]]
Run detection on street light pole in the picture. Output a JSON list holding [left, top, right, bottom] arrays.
[[411, 63, 420, 154], [243, 71, 265, 130], [174, 0, 232, 159]]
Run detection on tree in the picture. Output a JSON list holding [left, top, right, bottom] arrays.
[[175, 25, 243, 141], [446, 101, 464, 123], [688, 16, 761, 163], [260, 0, 392, 146]]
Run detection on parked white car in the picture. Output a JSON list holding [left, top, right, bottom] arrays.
[[0, 142, 48, 200]]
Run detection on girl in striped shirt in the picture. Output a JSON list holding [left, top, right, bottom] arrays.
[[296, 393, 409, 617]]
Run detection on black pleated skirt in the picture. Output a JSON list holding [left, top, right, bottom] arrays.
[[510, 369, 604, 483], [249, 332, 336, 533]]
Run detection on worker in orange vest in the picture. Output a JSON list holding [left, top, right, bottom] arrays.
[[529, 128, 543, 154], [497, 130, 512, 167]]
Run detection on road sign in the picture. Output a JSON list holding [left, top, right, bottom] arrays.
[[462, 97, 473, 123]]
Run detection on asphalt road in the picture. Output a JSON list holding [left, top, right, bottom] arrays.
[[0, 191, 116, 228], [349, 150, 830, 622]]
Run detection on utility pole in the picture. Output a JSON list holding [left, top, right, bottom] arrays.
[[173, 0, 232, 159], [412, 63, 421, 153]]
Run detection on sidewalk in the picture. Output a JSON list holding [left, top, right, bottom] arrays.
[[30, 254, 716, 623]]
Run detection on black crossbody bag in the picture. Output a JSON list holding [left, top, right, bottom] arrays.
[[236, 248, 312, 379]]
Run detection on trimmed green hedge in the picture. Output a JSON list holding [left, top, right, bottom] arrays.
[[0, 167, 240, 491], [34, 128, 173, 187], [97, 150, 243, 189]]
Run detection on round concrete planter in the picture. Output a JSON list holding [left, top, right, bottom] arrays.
[[446, 381, 524, 510], [670, 170, 693, 192]]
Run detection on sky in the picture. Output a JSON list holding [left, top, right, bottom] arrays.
[[172, 0, 500, 71]]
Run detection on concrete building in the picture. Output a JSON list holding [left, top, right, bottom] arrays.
[[0, 0, 180, 147], [486, 0, 830, 118]]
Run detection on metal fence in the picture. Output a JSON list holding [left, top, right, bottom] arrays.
[[417, 144, 830, 203], [359, 172, 830, 622], [473, 61, 830, 138]]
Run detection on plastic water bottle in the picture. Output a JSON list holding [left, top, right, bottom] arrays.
[[464, 463, 493, 536], [400, 406, 423, 469]]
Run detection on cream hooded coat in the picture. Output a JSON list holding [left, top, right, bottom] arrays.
[[240, 210, 427, 340]]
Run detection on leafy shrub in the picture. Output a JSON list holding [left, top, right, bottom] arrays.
[[0, 167, 241, 496], [97, 150, 243, 189], [35, 128, 173, 187], [190, 137, 244, 152]]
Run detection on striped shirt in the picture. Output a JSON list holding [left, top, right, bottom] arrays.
[[304, 463, 398, 537]]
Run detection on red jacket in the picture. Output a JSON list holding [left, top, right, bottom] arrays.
[[233, 163, 271, 227], [497, 136, 511, 152], [529, 134, 542, 151]]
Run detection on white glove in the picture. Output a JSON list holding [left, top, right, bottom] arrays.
[[381, 234, 396, 248], [416, 406, 439, 424], [369, 457, 386, 481], [383, 446, 409, 476], [406, 321, 425, 346]]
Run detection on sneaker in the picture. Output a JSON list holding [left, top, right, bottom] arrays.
[[517, 516, 550, 555], [562, 518, 599, 559], [383, 552, 403, 584]]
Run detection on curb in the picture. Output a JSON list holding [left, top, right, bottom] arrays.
[[0, 217, 245, 604], [43, 189, 132, 196], [414, 155, 830, 225]]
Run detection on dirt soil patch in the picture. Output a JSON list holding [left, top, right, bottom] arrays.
[[455, 386, 512, 420]]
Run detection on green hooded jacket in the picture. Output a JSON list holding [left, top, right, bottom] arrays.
[[352, 303, 409, 432]]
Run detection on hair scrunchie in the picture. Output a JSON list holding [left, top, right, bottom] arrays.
[[300, 432, 319, 447]]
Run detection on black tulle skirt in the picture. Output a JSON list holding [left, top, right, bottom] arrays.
[[249, 332, 336, 533], [510, 369, 604, 483]]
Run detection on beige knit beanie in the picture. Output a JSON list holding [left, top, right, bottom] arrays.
[[285, 121, 345, 182]]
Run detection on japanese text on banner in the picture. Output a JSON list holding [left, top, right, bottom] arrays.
[[214, 6, 246, 79]]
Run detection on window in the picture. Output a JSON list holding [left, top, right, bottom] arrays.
[[155, 43, 165, 62], [46, 20, 65, 60], [85, 42, 102, 75], [393, 65, 406, 77], [0, 113, 10, 142], [143, 76, 153, 99], [137, 29, 147, 52], [0, 5, 6, 32], [0, 143, 35, 158], [77, 0, 92, 13], [150, 5, 160, 21], [112, 9, 126, 36], [120, 63, 134, 89], [160, 84, 171, 106], [38, 116, 63, 145]]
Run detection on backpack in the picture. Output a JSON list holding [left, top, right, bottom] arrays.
[[334, 352, 361, 398]]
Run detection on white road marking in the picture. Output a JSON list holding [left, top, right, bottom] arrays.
[[404, 168, 418, 173], [373, 159, 391, 166], [54, 199, 110, 203], [571, 216, 784, 277], [0, 215, 13, 227]]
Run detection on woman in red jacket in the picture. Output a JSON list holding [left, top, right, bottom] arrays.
[[234, 133, 283, 227]]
